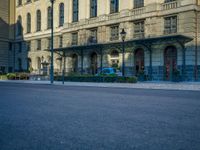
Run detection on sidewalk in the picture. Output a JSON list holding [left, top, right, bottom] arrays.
[[1, 80, 200, 91]]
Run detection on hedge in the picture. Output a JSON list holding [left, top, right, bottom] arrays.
[[55, 76, 137, 83]]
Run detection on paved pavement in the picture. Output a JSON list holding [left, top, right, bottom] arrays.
[[0, 82, 200, 150], [1, 80, 200, 91]]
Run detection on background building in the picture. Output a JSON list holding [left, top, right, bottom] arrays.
[[11, 0, 200, 81], [0, 0, 15, 73]]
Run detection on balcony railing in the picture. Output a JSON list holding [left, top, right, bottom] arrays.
[[130, 7, 145, 16], [162, 1, 178, 10]]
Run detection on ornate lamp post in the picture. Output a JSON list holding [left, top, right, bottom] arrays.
[[120, 28, 127, 77], [50, 0, 55, 84]]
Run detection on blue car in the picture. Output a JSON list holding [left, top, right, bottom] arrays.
[[97, 68, 122, 76]]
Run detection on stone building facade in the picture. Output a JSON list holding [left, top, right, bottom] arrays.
[[14, 0, 200, 81], [0, 0, 15, 73]]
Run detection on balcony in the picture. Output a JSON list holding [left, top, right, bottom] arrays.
[[162, 1, 178, 10], [130, 7, 145, 16]]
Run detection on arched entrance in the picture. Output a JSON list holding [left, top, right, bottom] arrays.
[[72, 54, 78, 72], [164, 46, 177, 81], [134, 48, 144, 76], [110, 50, 119, 69], [90, 52, 98, 75]]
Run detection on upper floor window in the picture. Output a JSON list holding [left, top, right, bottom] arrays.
[[17, 16, 22, 36], [134, 0, 144, 8], [59, 3, 64, 26], [164, 0, 176, 3], [110, 0, 119, 13], [134, 20, 145, 38], [110, 25, 119, 41], [72, 32, 78, 45], [36, 10, 41, 31], [164, 16, 177, 34], [90, 0, 97, 18], [36, 39, 41, 50], [59, 36, 63, 47], [47, 38, 51, 49], [18, 0, 22, 6], [47, 7, 52, 29], [73, 0, 79, 22], [27, 13, 31, 33], [88, 29, 97, 44]]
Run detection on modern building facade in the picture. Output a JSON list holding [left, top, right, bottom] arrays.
[[13, 0, 200, 81], [0, 0, 15, 73]]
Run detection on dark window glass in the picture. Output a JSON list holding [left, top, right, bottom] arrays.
[[36, 39, 41, 50], [134, 0, 144, 8], [110, 0, 119, 13], [164, 0, 176, 3], [72, 32, 78, 45], [17, 16, 22, 36], [36, 10, 41, 31], [47, 7, 52, 29], [73, 0, 79, 22], [59, 3, 64, 26], [164, 16, 177, 34], [134, 20, 145, 38], [90, 0, 97, 18], [27, 13, 31, 33]]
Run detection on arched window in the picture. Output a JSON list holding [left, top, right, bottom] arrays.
[[17, 16, 22, 36], [72, 0, 79, 22], [47, 7, 51, 29], [90, 0, 97, 18], [110, 0, 119, 13], [36, 10, 41, 31], [27, 13, 31, 33], [59, 3, 64, 26]]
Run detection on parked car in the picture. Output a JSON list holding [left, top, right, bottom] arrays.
[[97, 68, 122, 76]]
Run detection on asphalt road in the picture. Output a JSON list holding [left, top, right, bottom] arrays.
[[0, 83, 200, 150]]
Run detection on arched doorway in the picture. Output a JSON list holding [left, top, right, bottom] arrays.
[[90, 52, 98, 75], [72, 54, 78, 72], [164, 46, 177, 81], [134, 48, 144, 76], [110, 50, 119, 69]]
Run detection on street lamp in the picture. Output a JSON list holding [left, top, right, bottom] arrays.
[[120, 28, 126, 77], [50, 0, 55, 84]]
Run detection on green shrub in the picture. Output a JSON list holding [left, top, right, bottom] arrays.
[[55, 75, 137, 83], [0, 75, 8, 80], [17, 72, 29, 80], [6, 73, 16, 80]]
